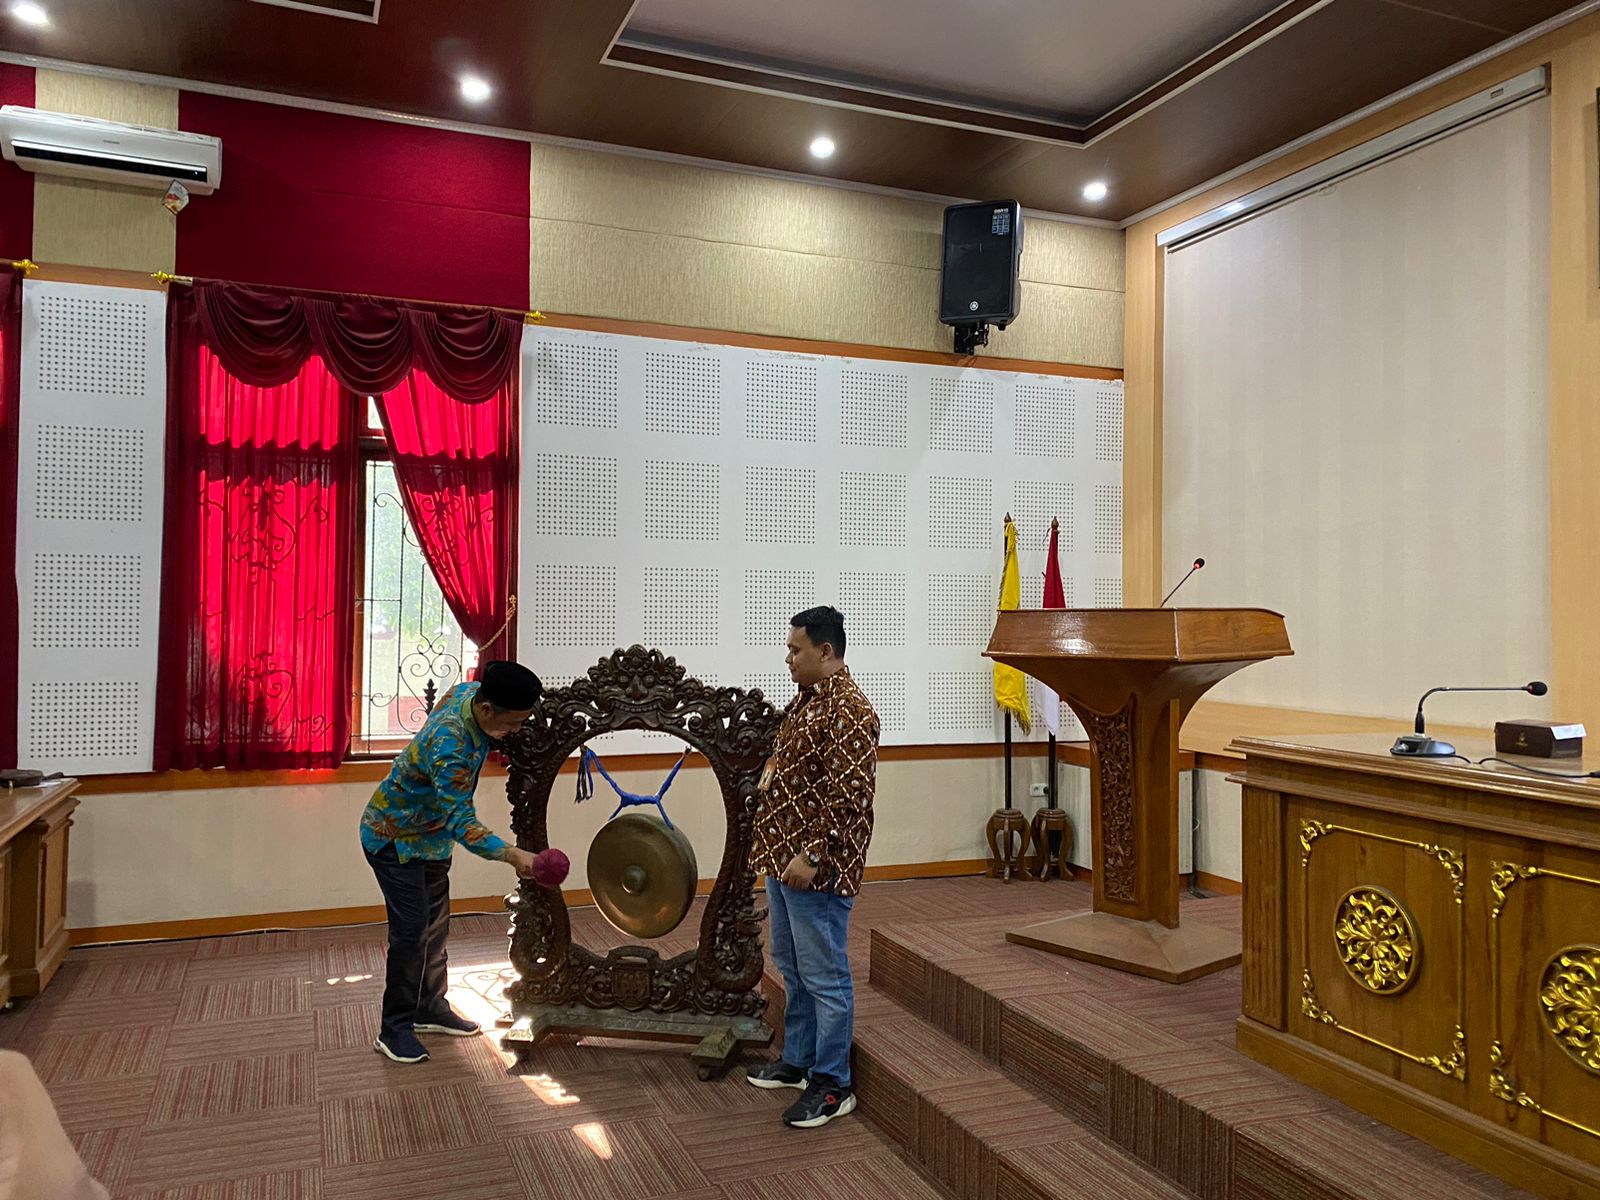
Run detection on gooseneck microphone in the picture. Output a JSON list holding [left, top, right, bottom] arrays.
[[1392, 680, 1548, 758], [1159, 558, 1205, 607]]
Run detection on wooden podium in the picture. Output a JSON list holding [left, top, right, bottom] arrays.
[[984, 608, 1291, 982]]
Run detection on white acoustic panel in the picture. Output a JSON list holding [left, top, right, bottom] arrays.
[[928, 671, 994, 733], [1012, 481, 1074, 553], [1094, 484, 1122, 555], [521, 326, 1121, 748], [927, 573, 996, 648], [644, 460, 720, 541], [645, 349, 720, 437], [745, 465, 816, 544], [840, 471, 907, 548], [1094, 577, 1122, 608], [531, 340, 619, 430], [744, 569, 818, 647], [838, 572, 907, 647], [523, 564, 618, 645], [744, 671, 797, 711], [855, 672, 907, 734], [746, 359, 818, 443], [18, 280, 167, 774], [930, 374, 995, 453], [840, 369, 908, 449], [30, 553, 142, 649], [36, 425, 145, 522], [24, 681, 143, 761], [642, 566, 720, 646], [1015, 380, 1076, 458], [534, 453, 618, 538], [1094, 386, 1124, 462], [929, 477, 994, 551]]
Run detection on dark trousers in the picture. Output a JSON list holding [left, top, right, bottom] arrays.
[[365, 843, 452, 1040]]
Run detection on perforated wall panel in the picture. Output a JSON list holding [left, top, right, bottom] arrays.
[[521, 326, 1121, 749], [744, 570, 818, 647], [746, 359, 818, 443], [18, 281, 168, 774]]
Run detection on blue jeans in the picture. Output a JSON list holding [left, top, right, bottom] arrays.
[[365, 843, 453, 1040], [766, 876, 855, 1087]]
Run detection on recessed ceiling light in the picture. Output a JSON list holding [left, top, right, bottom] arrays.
[[1082, 180, 1108, 202], [809, 136, 836, 160], [10, 2, 49, 27], [459, 75, 492, 104]]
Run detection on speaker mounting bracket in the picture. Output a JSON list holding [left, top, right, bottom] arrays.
[[953, 322, 991, 356]]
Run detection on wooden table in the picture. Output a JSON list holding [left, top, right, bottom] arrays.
[[1233, 734, 1600, 1199], [0, 779, 80, 1006]]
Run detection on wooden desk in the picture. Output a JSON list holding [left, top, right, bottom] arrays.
[[1233, 734, 1600, 1199], [0, 780, 80, 1005]]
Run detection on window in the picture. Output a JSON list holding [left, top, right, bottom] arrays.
[[352, 399, 477, 756]]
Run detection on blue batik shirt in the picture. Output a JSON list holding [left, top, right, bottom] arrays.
[[359, 682, 512, 864]]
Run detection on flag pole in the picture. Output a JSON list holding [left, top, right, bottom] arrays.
[[1047, 730, 1057, 809], [1004, 714, 1014, 809]]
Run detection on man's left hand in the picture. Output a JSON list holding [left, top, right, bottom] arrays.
[[780, 852, 818, 889]]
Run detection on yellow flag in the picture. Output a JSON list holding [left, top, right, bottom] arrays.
[[993, 515, 1031, 732]]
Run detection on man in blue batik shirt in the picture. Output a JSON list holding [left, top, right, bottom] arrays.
[[359, 660, 542, 1064]]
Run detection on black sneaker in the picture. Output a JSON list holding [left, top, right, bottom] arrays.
[[745, 1060, 809, 1090], [414, 1008, 481, 1037], [782, 1078, 857, 1128], [373, 1029, 430, 1063]]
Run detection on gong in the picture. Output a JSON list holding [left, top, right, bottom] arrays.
[[588, 811, 697, 939]]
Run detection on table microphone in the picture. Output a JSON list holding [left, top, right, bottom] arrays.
[[1391, 680, 1548, 758], [1159, 558, 1205, 607]]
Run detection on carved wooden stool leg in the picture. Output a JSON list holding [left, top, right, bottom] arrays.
[[1028, 807, 1073, 881], [985, 808, 1033, 882]]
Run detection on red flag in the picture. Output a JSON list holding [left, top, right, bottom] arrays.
[[1041, 519, 1065, 735], [1042, 518, 1066, 609]]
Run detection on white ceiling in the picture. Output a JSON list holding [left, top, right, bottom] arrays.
[[624, 0, 1287, 119]]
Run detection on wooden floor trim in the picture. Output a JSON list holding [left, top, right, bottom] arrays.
[[67, 858, 995, 947], [65, 859, 1245, 947]]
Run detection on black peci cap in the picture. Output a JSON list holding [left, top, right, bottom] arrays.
[[478, 661, 542, 710]]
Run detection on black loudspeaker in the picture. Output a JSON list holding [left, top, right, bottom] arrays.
[[939, 200, 1023, 330]]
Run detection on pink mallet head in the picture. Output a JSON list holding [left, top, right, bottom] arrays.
[[531, 848, 570, 889]]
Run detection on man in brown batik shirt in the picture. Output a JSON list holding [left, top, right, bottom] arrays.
[[746, 605, 879, 1129]]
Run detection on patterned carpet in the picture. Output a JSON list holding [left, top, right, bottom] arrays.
[[0, 876, 1535, 1200]]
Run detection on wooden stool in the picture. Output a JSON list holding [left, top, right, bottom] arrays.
[[1028, 807, 1073, 882], [985, 807, 1033, 882]]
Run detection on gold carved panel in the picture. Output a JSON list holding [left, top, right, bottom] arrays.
[[1298, 819, 1466, 1080], [1489, 864, 1600, 1147]]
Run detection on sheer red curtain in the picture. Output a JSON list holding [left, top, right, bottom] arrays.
[[375, 371, 517, 663], [154, 340, 357, 770], [0, 273, 20, 768]]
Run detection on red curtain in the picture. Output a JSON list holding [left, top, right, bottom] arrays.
[[154, 338, 358, 770], [375, 371, 518, 662], [0, 273, 20, 768], [156, 280, 520, 769]]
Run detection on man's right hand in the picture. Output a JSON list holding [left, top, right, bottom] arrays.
[[504, 847, 538, 878]]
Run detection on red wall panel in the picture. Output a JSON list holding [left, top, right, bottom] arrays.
[[0, 64, 34, 261], [177, 92, 530, 310]]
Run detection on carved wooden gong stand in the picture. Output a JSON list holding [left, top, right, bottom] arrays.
[[498, 646, 784, 1076]]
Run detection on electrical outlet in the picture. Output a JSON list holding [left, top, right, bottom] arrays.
[[1028, 782, 1048, 798]]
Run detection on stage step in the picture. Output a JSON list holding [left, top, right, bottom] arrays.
[[850, 988, 1201, 1200], [865, 918, 1533, 1200]]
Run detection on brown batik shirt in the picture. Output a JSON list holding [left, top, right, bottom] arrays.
[[751, 667, 880, 896]]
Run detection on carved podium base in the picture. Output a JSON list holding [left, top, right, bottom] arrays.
[[502, 1007, 773, 1080], [1005, 910, 1241, 984]]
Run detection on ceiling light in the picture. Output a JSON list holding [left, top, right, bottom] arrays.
[[809, 136, 835, 160], [10, 2, 48, 27], [1082, 180, 1108, 202], [459, 75, 492, 104], [1224, 200, 1247, 214]]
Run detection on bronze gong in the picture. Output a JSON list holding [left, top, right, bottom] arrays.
[[587, 811, 698, 939]]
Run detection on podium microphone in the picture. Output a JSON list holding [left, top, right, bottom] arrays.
[[1159, 558, 1205, 607], [1391, 680, 1548, 757]]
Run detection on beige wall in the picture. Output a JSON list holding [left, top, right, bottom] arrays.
[[529, 144, 1125, 367], [30, 71, 179, 273]]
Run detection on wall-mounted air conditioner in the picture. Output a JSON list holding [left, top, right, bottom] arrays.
[[0, 106, 221, 193]]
